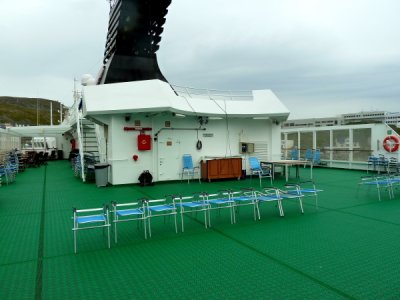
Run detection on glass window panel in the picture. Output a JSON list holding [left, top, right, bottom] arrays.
[[300, 132, 313, 158], [332, 129, 349, 161], [353, 128, 372, 162], [316, 130, 330, 160], [286, 133, 298, 150]]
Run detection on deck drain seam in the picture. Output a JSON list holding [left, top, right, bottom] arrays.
[[181, 214, 355, 298], [34, 165, 46, 300], [210, 226, 356, 300], [322, 207, 400, 226]]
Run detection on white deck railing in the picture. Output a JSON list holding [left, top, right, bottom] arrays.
[[171, 85, 253, 101]]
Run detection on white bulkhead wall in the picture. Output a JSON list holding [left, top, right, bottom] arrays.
[[106, 113, 280, 185]]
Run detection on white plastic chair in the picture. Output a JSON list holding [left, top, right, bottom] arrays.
[[72, 205, 111, 253]]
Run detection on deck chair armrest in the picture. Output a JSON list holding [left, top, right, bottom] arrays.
[[74, 207, 105, 213]]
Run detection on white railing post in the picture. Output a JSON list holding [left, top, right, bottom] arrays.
[[74, 90, 86, 182], [95, 124, 107, 163]]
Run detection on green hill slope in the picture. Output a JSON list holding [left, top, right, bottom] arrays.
[[0, 97, 66, 126]]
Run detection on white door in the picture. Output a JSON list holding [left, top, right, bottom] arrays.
[[158, 135, 181, 181]]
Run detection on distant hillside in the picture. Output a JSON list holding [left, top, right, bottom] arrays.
[[0, 96, 66, 126]]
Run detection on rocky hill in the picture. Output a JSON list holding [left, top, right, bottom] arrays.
[[0, 96, 66, 126]]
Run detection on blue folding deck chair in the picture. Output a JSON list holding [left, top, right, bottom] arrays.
[[254, 188, 284, 218], [72, 205, 111, 253], [146, 198, 178, 237], [202, 190, 236, 225], [284, 181, 323, 209], [0, 163, 17, 184], [111, 200, 147, 243], [279, 186, 305, 214], [171, 194, 210, 232], [358, 175, 394, 201], [367, 156, 378, 173], [229, 188, 259, 221]]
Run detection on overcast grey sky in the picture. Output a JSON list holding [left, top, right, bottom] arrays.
[[1, 0, 399, 119]]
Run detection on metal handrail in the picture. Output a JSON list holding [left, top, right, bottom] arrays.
[[171, 85, 253, 101]]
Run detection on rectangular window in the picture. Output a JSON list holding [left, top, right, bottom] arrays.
[[353, 128, 372, 161]]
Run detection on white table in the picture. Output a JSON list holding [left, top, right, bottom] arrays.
[[264, 160, 313, 182]]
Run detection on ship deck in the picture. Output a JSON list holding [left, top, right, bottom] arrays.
[[1, 160, 400, 299]]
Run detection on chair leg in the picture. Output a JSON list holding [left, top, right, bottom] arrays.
[[107, 225, 110, 248], [181, 210, 185, 232], [174, 212, 178, 233], [114, 221, 118, 243], [253, 202, 257, 221], [74, 230, 77, 253], [298, 198, 304, 214], [143, 218, 147, 239], [148, 217, 152, 238], [277, 200, 284, 217]]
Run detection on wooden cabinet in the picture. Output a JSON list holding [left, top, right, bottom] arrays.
[[201, 157, 242, 181]]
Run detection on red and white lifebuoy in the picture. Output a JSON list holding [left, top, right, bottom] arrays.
[[383, 135, 399, 152]]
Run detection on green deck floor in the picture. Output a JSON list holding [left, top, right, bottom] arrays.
[[1, 161, 400, 299]]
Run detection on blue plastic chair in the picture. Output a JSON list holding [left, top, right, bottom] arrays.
[[313, 149, 321, 165], [304, 149, 313, 162], [249, 157, 272, 187], [181, 154, 200, 183], [291, 148, 300, 160]]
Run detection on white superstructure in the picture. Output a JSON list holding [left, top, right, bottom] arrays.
[[82, 79, 289, 184]]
